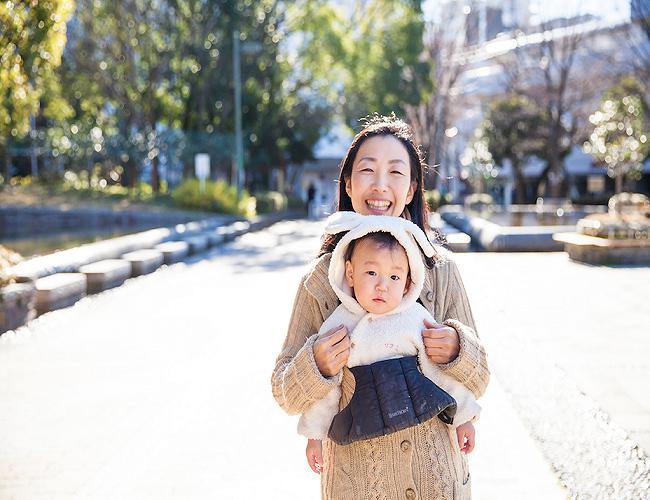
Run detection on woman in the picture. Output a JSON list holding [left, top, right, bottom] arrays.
[[271, 115, 489, 499]]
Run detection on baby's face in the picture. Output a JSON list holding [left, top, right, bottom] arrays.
[[345, 238, 410, 315]]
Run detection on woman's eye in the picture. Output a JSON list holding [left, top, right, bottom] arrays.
[[391, 170, 405, 175]]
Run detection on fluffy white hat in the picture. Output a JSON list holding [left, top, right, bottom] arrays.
[[325, 212, 435, 316]]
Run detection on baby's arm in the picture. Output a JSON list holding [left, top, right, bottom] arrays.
[[305, 438, 324, 474], [413, 306, 481, 426], [297, 304, 356, 438], [456, 421, 475, 454], [297, 382, 341, 439]]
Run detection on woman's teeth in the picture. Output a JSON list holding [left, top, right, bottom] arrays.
[[366, 200, 391, 210]]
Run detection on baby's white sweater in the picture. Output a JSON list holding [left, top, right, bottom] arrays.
[[298, 301, 481, 440]]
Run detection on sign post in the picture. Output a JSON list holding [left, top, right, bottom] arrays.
[[195, 154, 210, 194]]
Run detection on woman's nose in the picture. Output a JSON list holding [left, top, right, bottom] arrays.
[[371, 172, 388, 191]]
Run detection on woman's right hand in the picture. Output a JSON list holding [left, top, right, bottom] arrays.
[[313, 325, 350, 377]]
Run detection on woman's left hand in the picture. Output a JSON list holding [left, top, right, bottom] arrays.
[[422, 319, 460, 364]]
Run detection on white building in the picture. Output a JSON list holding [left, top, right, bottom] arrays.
[[442, 14, 650, 204]]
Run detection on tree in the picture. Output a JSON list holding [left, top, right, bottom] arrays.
[[289, 0, 430, 134], [0, 0, 75, 182], [584, 77, 650, 193], [461, 129, 495, 195], [343, 0, 430, 126], [479, 95, 546, 203], [404, 4, 467, 189], [628, 0, 650, 97], [59, 0, 184, 190], [499, 18, 611, 198]]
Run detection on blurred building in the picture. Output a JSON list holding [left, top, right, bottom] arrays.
[[439, 11, 650, 204], [288, 122, 352, 216], [437, 0, 530, 46]]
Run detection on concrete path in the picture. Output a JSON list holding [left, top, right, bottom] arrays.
[[454, 251, 650, 497], [3, 218, 643, 498], [453, 251, 650, 455]]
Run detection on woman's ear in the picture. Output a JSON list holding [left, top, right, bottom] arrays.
[[344, 176, 352, 198], [345, 260, 354, 288], [405, 181, 417, 204]]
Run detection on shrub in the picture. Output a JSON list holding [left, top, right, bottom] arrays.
[[254, 191, 288, 214], [238, 196, 257, 218], [287, 194, 306, 210], [0, 245, 22, 287], [132, 181, 154, 201], [171, 178, 254, 216], [425, 189, 453, 212]]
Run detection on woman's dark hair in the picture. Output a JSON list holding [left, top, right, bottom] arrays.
[[319, 114, 443, 267]]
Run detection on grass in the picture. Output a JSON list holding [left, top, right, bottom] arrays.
[[0, 181, 196, 213]]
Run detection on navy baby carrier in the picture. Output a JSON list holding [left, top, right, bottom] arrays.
[[328, 355, 457, 446]]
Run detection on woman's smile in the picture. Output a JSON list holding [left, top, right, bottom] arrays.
[[366, 199, 392, 214]]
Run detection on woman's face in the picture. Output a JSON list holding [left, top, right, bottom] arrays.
[[345, 135, 417, 217]]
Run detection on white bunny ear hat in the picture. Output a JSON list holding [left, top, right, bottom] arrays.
[[324, 212, 435, 316]]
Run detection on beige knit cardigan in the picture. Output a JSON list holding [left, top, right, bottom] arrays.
[[271, 251, 490, 500]]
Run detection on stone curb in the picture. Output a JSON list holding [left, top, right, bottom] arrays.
[[1, 210, 302, 332], [0, 204, 204, 238], [8, 211, 300, 281], [440, 207, 570, 252]]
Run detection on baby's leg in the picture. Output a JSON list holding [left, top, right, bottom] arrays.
[[305, 439, 324, 474], [455, 421, 475, 454]]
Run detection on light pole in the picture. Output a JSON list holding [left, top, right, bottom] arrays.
[[232, 30, 244, 197], [231, 31, 262, 198]]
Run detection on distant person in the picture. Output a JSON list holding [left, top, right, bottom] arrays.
[[298, 213, 480, 476], [271, 115, 489, 499], [307, 182, 317, 218]]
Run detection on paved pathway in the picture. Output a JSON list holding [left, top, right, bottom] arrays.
[[453, 251, 650, 497], [2, 218, 646, 498]]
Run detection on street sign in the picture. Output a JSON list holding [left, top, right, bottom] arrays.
[[195, 154, 210, 193]]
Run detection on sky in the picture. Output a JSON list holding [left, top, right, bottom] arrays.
[[422, 0, 631, 26], [528, 0, 630, 24]]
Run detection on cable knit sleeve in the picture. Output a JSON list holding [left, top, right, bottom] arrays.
[[271, 273, 342, 416], [436, 259, 490, 399]]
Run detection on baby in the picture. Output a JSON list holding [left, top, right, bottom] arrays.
[[299, 212, 480, 474]]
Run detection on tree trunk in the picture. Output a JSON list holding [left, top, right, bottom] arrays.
[[277, 155, 286, 193], [544, 125, 568, 198], [513, 162, 527, 204], [183, 159, 192, 181], [151, 154, 160, 193], [615, 173, 623, 194], [126, 157, 138, 189], [0, 142, 8, 183]]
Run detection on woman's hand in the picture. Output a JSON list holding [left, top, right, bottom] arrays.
[[313, 325, 350, 377], [422, 319, 460, 364]]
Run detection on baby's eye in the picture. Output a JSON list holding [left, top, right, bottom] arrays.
[[366, 271, 376, 276], [391, 275, 400, 281]]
